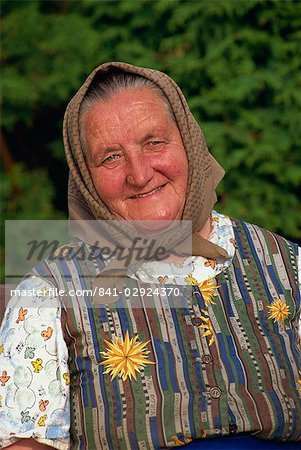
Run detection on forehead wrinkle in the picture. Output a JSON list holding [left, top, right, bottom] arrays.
[[84, 90, 175, 154], [110, 92, 171, 127], [108, 111, 168, 145], [87, 112, 126, 147]]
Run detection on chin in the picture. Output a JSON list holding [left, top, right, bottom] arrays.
[[138, 219, 173, 229], [132, 210, 183, 236]]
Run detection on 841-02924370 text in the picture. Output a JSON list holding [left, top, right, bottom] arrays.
[[10, 286, 181, 298], [96, 287, 181, 297]]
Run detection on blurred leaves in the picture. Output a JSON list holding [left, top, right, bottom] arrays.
[[2, 1, 100, 129], [0, 163, 63, 280], [1, 163, 61, 220]]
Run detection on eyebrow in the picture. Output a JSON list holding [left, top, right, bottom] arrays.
[[141, 129, 167, 143], [142, 133, 156, 142], [102, 146, 118, 154], [101, 135, 157, 154]]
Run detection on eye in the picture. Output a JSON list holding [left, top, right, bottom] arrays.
[[146, 140, 165, 148], [103, 154, 121, 164]]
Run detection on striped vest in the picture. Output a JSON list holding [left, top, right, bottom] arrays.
[[35, 219, 301, 448]]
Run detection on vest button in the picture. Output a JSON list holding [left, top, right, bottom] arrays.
[[229, 423, 237, 434], [202, 354, 213, 364], [210, 387, 222, 398], [191, 317, 202, 326]]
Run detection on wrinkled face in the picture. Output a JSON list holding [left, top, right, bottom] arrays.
[[84, 88, 188, 225]]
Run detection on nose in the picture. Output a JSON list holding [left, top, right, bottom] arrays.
[[126, 154, 155, 187]]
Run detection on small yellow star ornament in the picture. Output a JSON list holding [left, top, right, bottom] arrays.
[[185, 275, 220, 306], [100, 331, 155, 381], [267, 299, 290, 323], [198, 309, 215, 346]]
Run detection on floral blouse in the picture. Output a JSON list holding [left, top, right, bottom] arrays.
[[0, 211, 300, 449]]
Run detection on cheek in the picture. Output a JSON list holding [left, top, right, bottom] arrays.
[[171, 149, 189, 181], [175, 156, 189, 195], [90, 169, 121, 202]]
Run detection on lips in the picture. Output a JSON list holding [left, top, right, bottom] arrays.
[[130, 184, 166, 199]]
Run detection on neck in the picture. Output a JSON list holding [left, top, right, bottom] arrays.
[[197, 217, 212, 240]]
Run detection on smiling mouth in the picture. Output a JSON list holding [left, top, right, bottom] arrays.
[[131, 184, 166, 199]]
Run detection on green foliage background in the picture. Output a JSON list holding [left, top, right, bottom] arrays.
[[1, 0, 301, 279]]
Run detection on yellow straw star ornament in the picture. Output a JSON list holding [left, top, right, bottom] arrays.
[[184, 275, 220, 306], [100, 331, 155, 381], [267, 299, 290, 323], [198, 309, 215, 346]]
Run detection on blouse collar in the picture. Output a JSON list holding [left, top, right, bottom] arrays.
[[127, 211, 235, 285]]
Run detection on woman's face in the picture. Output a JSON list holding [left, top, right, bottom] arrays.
[[84, 87, 188, 224]]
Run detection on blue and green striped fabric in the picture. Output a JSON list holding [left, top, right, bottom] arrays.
[[35, 218, 301, 449]]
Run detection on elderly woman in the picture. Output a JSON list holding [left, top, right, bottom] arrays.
[[0, 62, 300, 450]]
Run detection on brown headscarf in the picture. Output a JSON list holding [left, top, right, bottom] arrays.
[[63, 61, 227, 259]]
